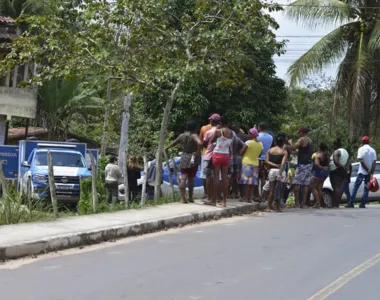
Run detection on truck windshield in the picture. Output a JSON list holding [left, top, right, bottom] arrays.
[[34, 152, 85, 168]]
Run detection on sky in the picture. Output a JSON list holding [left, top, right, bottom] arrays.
[[270, 9, 338, 84]]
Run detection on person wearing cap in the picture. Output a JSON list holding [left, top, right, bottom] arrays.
[[346, 136, 376, 208], [199, 114, 214, 197], [290, 127, 313, 208], [240, 128, 263, 203], [329, 138, 349, 207], [202, 114, 221, 203]]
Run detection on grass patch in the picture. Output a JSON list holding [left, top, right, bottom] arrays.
[[0, 189, 55, 225]]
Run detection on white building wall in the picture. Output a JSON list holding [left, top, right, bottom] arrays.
[[0, 87, 37, 119]]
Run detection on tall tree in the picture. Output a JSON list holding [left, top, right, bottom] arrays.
[[0, 0, 49, 18], [286, 0, 380, 141], [1, 0, 285, 201], [37, 77, 101, 140]]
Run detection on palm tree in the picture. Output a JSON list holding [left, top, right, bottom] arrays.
[[37, 77, 102, 140], [0, 0, 48, 18], [285, 0, 380, 141]]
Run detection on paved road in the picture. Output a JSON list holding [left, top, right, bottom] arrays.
[[2, 207, 380, 300]]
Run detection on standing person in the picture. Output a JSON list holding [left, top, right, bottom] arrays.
[[202, 114, 221, 203], [346, 136, 376, 208], [329, 138, 349, 208], [128, 156, 142, 200], [165, 120, 202, 204], [208, 115, 233, 207], [266, 134, 288, 211], [279, 132, 292, 204], [257, 122, 274, 200], [230, 124, 245, 199], [291, 127, 313, 208], [232, 123, 249, 143], [105, 156, 123, 204], [240, 128, 263, 203], [199, 115, 214, 198], [310, 142, 330, 208], [283, 167, 295, 205], [342, 162, 352, 203]]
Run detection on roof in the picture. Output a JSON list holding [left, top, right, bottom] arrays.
[[7, 127, 103, 150], [0, 17, 17, 42], [8, 127, 48, 139], [0, 17, 15, 25]]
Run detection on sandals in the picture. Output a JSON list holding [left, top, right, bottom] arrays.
[[204, 201, 216, 206]]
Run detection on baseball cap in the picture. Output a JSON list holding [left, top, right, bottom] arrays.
[[298, 127, 310, 134], [249, 128, 259, 137], [209, 113, 221, 121], [362, 136, 370, 143]]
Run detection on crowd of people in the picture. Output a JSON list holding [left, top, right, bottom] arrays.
[[169, 113, 378, 211]]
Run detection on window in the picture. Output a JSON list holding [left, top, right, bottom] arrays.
[[375, 163, 380, 175], [351, 164, 359, 177], [34, 152, 85, 168]]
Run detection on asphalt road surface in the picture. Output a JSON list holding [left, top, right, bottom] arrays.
[[2, 206, 380, 300]]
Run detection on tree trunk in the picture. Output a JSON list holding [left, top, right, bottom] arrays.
[[47, 151, 58, 217], [140, 154, 148, 206], [118, 93, 132, 173], [163, 150, 175, 200], [0, 163, 8, 198], [154, 81, 182, 202], [362, 93, 370, 137], [123, 150, 130, 208], [89, 152, 98, 213], [101, 79, 111, 156]]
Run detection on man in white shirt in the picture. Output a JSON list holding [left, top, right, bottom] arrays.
[[346, 136, 377, 208]]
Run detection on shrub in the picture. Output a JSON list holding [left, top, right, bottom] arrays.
[[0, 188, 54, 225]]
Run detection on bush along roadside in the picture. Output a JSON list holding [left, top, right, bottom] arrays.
[[0, 187, 56, 225], [0, 155, 182, 225], [77, 175, 181, 215]]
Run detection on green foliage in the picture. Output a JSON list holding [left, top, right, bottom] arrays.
[[0, 0, 15, 17], [286, 0, 380, 140], [0, 188, 54, 225], [36, 76, 104, 140], [282, 77, 356, 153]]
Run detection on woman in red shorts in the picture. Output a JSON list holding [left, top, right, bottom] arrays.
[[210, 115, 233, 207], [165, 120, 202, 203]]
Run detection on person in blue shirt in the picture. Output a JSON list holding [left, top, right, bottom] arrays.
[[257, 122, 274, 201]]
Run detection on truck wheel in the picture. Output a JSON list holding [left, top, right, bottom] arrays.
[[322, 190, 333, 208]]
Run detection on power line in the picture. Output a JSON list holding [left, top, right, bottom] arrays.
[[276, 35, 326, 38], [276, 3, 380, 9]]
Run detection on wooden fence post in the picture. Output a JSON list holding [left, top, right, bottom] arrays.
[[163, 150, 175, 200], [123, 150, 130, 208], [140, 154, 148, 206], [47, 151, 58, 217], [0, 163, 8, 198], [89, 152, 98, 213]]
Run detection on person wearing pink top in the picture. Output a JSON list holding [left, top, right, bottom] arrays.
[[205, 115, 233, 207]]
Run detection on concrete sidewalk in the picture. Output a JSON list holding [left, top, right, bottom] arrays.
[[0, 200, 262, 261]]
